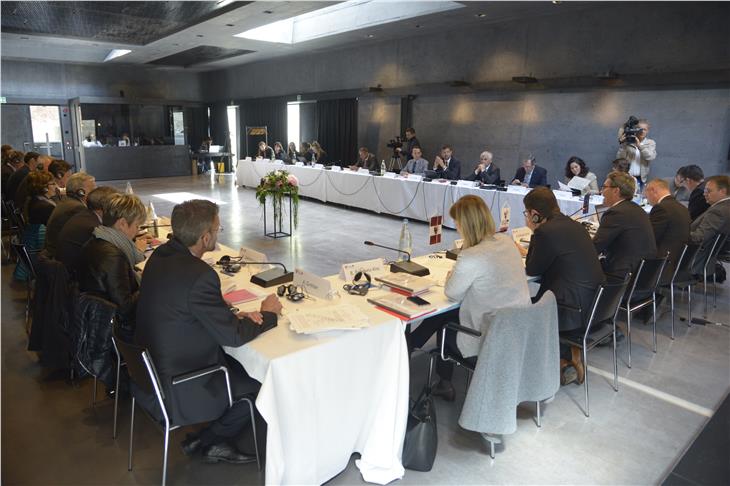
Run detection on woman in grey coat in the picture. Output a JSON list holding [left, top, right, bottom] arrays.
[[408, 195, 531, 401]]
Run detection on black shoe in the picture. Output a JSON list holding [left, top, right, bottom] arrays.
[[431, 379, 456, 402], [202, 442, 257, 464], [596, 329, 625, 347], [180, 434, 203, 456]]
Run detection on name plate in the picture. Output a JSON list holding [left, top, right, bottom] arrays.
[[407, 174, 423, 182], [457, 180, 478, 188], [358, 168, 370, 174], [295, 161, 304, 167], [313, 163, 324, 169], [239, 246, 270, 273], [330, 165, 342, 171], [339, 258, 387, 281], [293, 268, 332, 300], [383, 172, 397, 179], [454, 238, 464, 249]]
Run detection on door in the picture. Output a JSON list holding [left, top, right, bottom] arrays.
[[68, 98, 86, 172]]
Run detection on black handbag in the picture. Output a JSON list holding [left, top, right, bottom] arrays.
[[402, 385, 438, 471]]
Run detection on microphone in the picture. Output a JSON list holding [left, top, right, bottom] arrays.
[[217, 255, 294, 288], [363, 241, 430, 277], [573, 208, 609, 221]]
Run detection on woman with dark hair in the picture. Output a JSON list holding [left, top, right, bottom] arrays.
[[256, 141, 274, 160], [13, 171, 57, 281], [273, 142, 288, 163], [564, 156, 599, 195], [287, 142, 299, 162], [310, 141, 328, 165]]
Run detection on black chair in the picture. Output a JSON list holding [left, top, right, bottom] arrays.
[[618, 256, 668, 368], [111, 325, 261, 486], [10, 235, 38, 334], [560, 274, 632, 417], [662, 243, 701, 339], [700, 233, 728, 314]]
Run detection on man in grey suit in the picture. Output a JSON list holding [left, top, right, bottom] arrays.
[[401, 146, 429, 175], [689, 175, 730, 274]]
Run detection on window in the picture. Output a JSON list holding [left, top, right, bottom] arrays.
[[287, 103, 300, 150], [227, 106, 239, 168], [30, 105, 62, 143]]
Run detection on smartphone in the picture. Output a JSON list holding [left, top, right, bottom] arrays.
[[407, 295, 431, 306]]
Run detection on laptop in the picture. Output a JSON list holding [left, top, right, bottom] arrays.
[[209, 145, 222, 153]]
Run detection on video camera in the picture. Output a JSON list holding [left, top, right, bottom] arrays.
[[621, 116, 643, 145], [387, 136, 403, 157]]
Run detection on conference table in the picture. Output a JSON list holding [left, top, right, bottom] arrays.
[[236, 159, 604, 230]]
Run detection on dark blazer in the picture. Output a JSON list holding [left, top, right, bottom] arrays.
[[57, 208, 100, 276], [404, 137, 420, 160], [7, 165, 30, 207], [257, 147, 274, 159], [274, 151, 288, 163], [649, 195, 690, 283], [465, 163, 501, 184], [513, 165, 548, 188], [526, 214, 605, 332], [1, 163, 15, 198], [689, 198, 730, 274], [435, 158, 461, 180], [135, 238, 277, 425], [354, 153, 378, 171], [593, 199, 657, 278], [688, 182, 710, 221], [78, 237, 140, 330], [26, 197, 55, 225], [44, 197, 86, 258]]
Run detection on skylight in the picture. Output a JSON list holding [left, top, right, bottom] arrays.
[[103, 49, 131, 62], [234, 0, 464, 44]]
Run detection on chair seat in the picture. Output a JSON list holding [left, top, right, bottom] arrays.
[[560, 324, 614, 350]]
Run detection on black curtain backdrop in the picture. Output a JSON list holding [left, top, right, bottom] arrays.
[[185, 106, 208, 149], [209, 102, 229, 149], [240, 98, 287, 158], [316, 98, 358, 166]]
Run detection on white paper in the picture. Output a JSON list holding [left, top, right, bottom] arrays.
[[331, 166, 342, 172], [457, 179, 478, 187], [558, 180, 573, 192], [358, 168, 370, 174], [500, 203, 511, 229], [568, 175, 591, 191], [407, 174, 423, 182], [295, 161, 304, 167], [511, 226, 533, 246], [340, 258, 387, 281], [238, 247, 271, 273], [313, 163, 324, 169], [382, 172, 397, 179], [288, 304, 370, 334], [293, 268, 333, 300]]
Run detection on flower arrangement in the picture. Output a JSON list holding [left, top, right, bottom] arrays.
[[255, 170, 299, 229]]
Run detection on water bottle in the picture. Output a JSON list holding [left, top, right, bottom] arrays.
[[125, 181, 134, 194], [381, 159, 386, 175], [398, 219, 413, 261]]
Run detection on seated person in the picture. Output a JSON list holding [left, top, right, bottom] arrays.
[[512, 156, 548, 188], [311, 141, 328, 165], [44, 172, 97, 258], [644, 179, 690, 284], [13, 171, 57, 281], [680, 165, 710, 221], [689, 175, 730, 275], [611, 158, 630, 174], [349, 147, 378, 172], [521, 188, 605, 385], [300, 142, 313, 163], [408, 195, 531, 400], [2, 149, 25, 199], [82, 135, 102, 147], [670, 166, 690, 202], [564, 156, 599, 195], [48, 159, 72, 200], [465, 150, 500, 184], [200, 137, 213, 152], [135, 200, 282, 464], [273, 142, 288, 162], [57, 186, 119, 276], [77, 193, 148, 333], [287, 142, 299, 162], [401, 147, 429, 175], [593, 171, 657, 278], [256, 141, 274, 160], [432, 145, 461, 180], [12, 153, 49, 210]]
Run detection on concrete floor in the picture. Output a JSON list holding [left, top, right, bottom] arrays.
[[2, 173, 729, 485]]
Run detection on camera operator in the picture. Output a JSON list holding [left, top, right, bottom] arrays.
[[616, 117, 656, 191], [395, 128, 420, 162]]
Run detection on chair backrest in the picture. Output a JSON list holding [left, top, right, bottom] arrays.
[[672, 243, 701, 282], [10, 236, 36, 279], [704, 233, 728, 274], [111, 323, 165, 403], [628, 257, 667, 297], [586, 274, 632, 333]]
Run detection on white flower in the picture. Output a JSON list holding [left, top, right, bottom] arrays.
[[274, 170, 281, 176]]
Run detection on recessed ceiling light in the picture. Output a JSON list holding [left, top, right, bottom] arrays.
[[196, 34, 204, 38], [475, 13, 486, 18], [104, 49, 132, 62], [367, 34, 374, 38]]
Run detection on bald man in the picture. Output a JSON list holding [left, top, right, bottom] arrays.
[[645, 178, 691, 283]]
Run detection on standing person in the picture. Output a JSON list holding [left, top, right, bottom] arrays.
[[521, 187, 605, 385], [407, 195, 531, 400], [680, 165, 711, 221], [593, 171, 657, 278], [563, 156, 599, 195], [512, 156, 548, 188], [465, 150, 501, 184], [135, 200, 282, 463], [396, 127, 420, 163], [644, 179, 691, 284], [616, 117, 657, 191], [432, 145, 462, 180]]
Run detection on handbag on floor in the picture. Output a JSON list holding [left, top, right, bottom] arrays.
[[402, 384, 438, 471]]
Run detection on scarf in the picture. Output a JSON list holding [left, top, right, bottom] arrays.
[[93, 226, 145, 284]]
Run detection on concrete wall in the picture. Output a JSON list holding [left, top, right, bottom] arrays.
[[204, 2, 730, 179], [1, 60, 204, 102]]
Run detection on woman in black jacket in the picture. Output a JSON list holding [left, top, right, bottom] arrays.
[[13, 171, 57, 281], [78, 193, 147, 333]]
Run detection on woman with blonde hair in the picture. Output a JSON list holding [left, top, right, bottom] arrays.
[[310, 141, 328, 165], [408, 195, 531, 400]]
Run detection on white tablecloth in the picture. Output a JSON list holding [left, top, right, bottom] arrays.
[[236, 160, 602, 230]]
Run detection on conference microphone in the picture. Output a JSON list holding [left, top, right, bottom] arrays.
[[363, 241, 430, 277], [217, 255, 294, 288]]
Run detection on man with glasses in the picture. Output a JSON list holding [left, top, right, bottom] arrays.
[[135, 199, 283, 465], [593, 171, 656, 278], [465, 150, 501, 184], [511, 155, 548, 188], [679, 165, 711, 221], [689, 175, 730, 274]]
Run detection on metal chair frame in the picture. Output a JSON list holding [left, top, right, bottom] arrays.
[[618, 257, 668, 368], [701, 233, 728, 314], [112, 331, 261, 486], [9, 236, 39, 334], [663, 244, 701, 338]]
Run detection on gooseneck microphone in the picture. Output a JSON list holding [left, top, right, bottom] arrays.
[[363, 241, 430, 276], [217, 255, 293, 287]]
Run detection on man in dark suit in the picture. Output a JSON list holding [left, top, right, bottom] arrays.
[[135, 200, 282, 464], [44, 172, 97, 258], [432, 144, 461, 180], [689, 175, 730, 274], [511, 156, 548, 188], [645, 178, 691, 283], [56, 186, 118, 275], [593, 171, 657, 278], [349, 146, 378, 172], [522, 188, 605, 384], [5, 151, 37, 205], [680, 165, 710, 221], [465, 150, 501, 184]]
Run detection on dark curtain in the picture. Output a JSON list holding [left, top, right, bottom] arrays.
[[316, 98, 358, 166], [209, 102, 229, 150], [240, 98, 287, 158], [185, 106, 208, 150]]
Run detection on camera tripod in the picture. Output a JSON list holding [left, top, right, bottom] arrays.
[[387, 154, 403, 172]]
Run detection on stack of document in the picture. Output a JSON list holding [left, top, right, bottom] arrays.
[[367, 293, 436, 320], [288, 304, 371, 334], [374, 273, 436, 296]]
